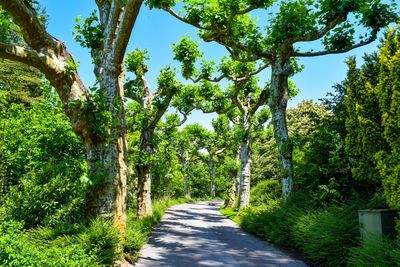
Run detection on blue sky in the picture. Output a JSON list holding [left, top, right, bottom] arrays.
[[41, 0, 393, 129]]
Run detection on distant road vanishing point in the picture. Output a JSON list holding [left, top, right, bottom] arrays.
[[135, 201, 308, 267]]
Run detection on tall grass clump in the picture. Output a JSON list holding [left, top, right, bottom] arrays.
[[348, 237, 400, 267], [293, 206, 359, 266]]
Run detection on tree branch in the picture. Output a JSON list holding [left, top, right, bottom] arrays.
[[148, 89, 174, 130], [113, 0, 144, 64], [0, 0, 58, 52], [166, 8, 211, 31], [103, 0, 124, 51], [293, 31, 378, 57], [289, 13, 346, 44], [226, 46, 261, 62], [95, 0, 111, 26], [235, 63, 269, 82], [249, 89, 269, 116], [0, 42, 58, 74]]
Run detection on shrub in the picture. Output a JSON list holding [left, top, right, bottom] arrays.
[[293, 206, 359, 266], [250, 179, 281, 206], [0, 220, 98, 267], [348, 237, 400, 267], [240, 200, 303, 248]]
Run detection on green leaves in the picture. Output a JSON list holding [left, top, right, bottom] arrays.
[[125, 48, 150, 76], [172, 36, 202, 79], [73, 11, 103, 50]]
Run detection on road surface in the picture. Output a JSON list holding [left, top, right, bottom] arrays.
[[136, 201, 308, 267]]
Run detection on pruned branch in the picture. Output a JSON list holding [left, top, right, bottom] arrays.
[[0, 0, 58, 52], [95, 0, 111, 26], [113, 0, 144, 64], [235, 63, 269, 82], [293, 30, 378, 58], [0, 42, 59, 74], [166, 8, 211, 31], [288, 13, 347, 44], [226, 46, 261, 62], [249, 89, 269, 116]]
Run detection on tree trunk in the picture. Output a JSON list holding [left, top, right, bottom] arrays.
[[136, 164, 152, 218], [238, 136, 252, 209], [183, 158, 191, 198], [136, 128, 154, 218], [224, 169, 238, 208], [85, 69, 128, 236], [237, 111, 253, 209], [269, 60, 293, 198], [209, 157, 216, 198]]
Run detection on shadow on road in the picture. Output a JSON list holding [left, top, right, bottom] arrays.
[[135, 201, 308, 267]]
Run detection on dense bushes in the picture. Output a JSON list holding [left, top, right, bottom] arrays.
[[250, 179, 281, 206], [293, 206, 359, 266], [0, 103, 87, 228]]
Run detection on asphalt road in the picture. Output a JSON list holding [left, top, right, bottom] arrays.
[[135, 201, 308, 267]]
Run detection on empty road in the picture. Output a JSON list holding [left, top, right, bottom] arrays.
[[136, 201, 308, 267]]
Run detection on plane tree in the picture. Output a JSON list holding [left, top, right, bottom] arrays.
[[149, 0, 398, 197], [124, 48, 192, 217], [0, 0, 147, 234], [173, 37, 282, 208]]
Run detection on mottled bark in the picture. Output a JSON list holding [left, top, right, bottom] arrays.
[[236, 110, 253, 209], [209, 157, 216, 198], [238, 136, 252, 209], [136, 129, 154, 218], [183, 157, 191, 198], [85, 67, 128, 235], [136, 164, 152, 218], [224, 169, 238, 208], [269, 60, 293, 198]]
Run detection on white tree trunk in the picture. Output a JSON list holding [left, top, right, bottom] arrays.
[[269, 60, 294, 198], [183, 158, 191, 198], [224, 169, 238, 208], [209, 157, 216, 198], [238, 115, 252, 209]]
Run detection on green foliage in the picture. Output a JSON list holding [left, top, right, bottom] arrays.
[[249, 179, 281, 206], [348, 237, 400, 267], [0, 59, 43, 106], [126, 48, 150, 76], [173, 36, 202, 79], [375, 26, 400, 210], [74, 11, 103, 50], [0, 102, 87, 228], [0, 220, 98, 266]]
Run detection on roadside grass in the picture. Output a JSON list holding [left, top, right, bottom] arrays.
[[220, 199, 364, 267], [0, 197, 203, 266]]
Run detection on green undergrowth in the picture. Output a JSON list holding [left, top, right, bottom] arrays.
[[220, 193, 396, 267], [0, 197, 198, 266]]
